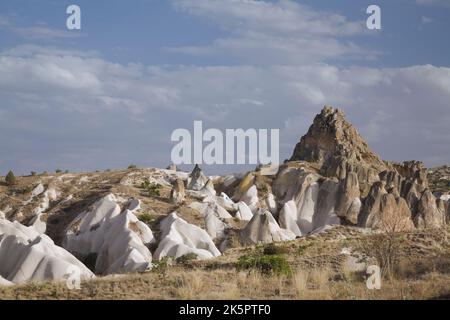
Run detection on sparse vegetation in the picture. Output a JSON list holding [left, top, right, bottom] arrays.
[[55, 169, 62, 174], [128, 164, 138, 170], [358, 216, 407, 279]]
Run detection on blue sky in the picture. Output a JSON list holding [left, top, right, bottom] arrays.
[[0, 0, 450, 175]]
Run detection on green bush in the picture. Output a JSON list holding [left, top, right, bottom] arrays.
[[140, 179, 161, 197], [55, 169, 62, 174], [152, 257, 171, 278], [128, 164, 138, 170], [138, 213, 157, 228], [176, 253, 198, 264], [5, 170, 16, 186], [263, 243, 289, 255], [30, 171, 37, 176], [236, 251, 292, 277]]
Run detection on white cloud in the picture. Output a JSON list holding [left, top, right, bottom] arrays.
[[1, 45, 449, 174], [168, 0, 376, 64], [416, 0, 450, 7], [0, 14, 81, 39], [421, 16, 433, 23]]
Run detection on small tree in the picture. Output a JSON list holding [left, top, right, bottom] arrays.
[[359, 213, 410, 280], [5, 170, 16, 186]]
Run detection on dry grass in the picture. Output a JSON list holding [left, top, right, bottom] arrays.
[[292, 270, 309, 298], [2, 266, 449, 300], [0, 216, 449, 300]]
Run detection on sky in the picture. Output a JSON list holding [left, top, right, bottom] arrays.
[[0, 0, 449, 175]]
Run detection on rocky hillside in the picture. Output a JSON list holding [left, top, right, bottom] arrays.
[[0, 106, 449, 296], [428, 166, 450, 195]]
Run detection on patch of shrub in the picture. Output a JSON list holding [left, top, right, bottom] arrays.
[[152, 257, 171, 278], [128, 164, 138, 170], [262, 243, 289, 255], [30, 171, 37, 176], [138, 213, 157, 228], [55, 169, 62, 174], [20, 185, 34, 194], [140, 179, 161, 197], [176, 253, 198, 264], [236, 251, 292, 277]]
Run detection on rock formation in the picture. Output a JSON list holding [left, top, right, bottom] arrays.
[[240, 209, 296, 245], [170, 178, 185, 205], [154, 212, 221, 260], [284, 106, 446, 232], [0, 219, 94, 285], [63, 194, 154, 274]]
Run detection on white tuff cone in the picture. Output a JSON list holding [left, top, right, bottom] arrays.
[[0, 219, 94, 285], [240, 209, 296, 245], [154, 212, 221, 260], [63, 194, 154, 275]]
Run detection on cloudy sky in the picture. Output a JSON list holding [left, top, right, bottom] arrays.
[[0, 0, 449, 175]]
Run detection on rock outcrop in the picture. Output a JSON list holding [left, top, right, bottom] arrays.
[[170, 178, 185, 205], [63, 194, 154, 275], [154, 212, 221, 260], [284, 106, 446, 232], [290, 106, 387, 193], [0, 219, 94, 285], [240, 209, 296, 245]]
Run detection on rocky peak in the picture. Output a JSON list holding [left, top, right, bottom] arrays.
[[290, 106, 386, 174]]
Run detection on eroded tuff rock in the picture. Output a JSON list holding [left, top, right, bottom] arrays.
[[154, 212, 221, 260], [0, 219, 94, 285], [336, 171, 361, 224], [272, 165, 341, 235], [240, 209, 296, 245], [290, 106, 387, 193], [63, 194, 154, 275], [170, 178, 185, 205], [284, 106, 446, 232], [187, 164, 209, 191]]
